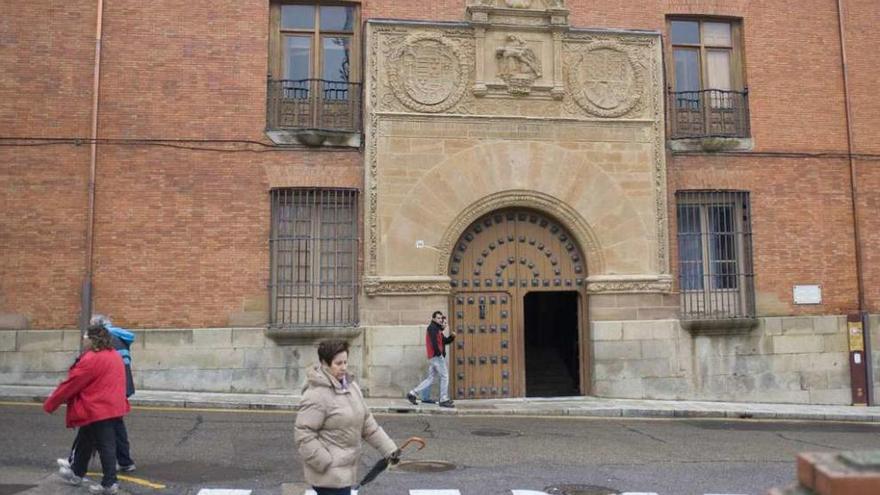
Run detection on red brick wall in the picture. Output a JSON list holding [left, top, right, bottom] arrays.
[[1, 0, 877, 327], [0, 1, 97, 327], [668, 154, 860, 316]]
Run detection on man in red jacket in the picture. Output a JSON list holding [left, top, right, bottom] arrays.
[[44, 323, 130, 495], [407, 311, 456, 408]]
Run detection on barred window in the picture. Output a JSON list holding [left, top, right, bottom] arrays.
[[270, 189, 358, 327], [676, 191, 754, 319]]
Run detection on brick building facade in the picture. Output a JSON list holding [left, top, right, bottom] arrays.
[[1, 0, 877, 404]]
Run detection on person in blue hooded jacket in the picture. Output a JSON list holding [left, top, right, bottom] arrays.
[[57, 314, 137, 474]]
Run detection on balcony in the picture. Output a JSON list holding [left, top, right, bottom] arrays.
[[266, 78, 363, 147], [667, 89, 751, 146]]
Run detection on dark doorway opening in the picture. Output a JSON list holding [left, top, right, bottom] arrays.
[[524, 291, 580, 397]]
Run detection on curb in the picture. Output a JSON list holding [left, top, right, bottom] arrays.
[[4, 388, 880, 423]]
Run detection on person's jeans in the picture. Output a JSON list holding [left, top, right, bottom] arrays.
[[71, 418, 118, 487], [411, 356, 450, 402]]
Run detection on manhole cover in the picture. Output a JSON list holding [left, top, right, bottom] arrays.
[[0, 485, 37, 495], [471, 428, 520, 437], [393, 460, 456, 473], [545, 484, 619, 495]]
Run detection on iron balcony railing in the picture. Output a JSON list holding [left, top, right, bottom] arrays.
[[267, 78, 362, 133], [667, 88, 750, 139]]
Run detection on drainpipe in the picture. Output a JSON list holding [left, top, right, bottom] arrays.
[[836, 0, 873, 405], [80, 0, 105, 335]]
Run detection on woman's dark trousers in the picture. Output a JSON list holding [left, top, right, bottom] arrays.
[[313, 487, 352, 495], [71, 418, 118, 487], [68, 418, 133, 468]]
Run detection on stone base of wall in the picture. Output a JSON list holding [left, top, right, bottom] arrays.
[[0, 327, 354, 395], [592, 316, 854, 405], [2, 313, 876, 404]]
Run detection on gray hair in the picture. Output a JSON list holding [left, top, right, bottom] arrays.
[[90, 314, 112, 326]]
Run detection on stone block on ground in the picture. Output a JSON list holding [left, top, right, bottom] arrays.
[[795, 450, 880, 495]]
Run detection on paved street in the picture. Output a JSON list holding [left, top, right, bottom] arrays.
[[2, 403, 879, 495]]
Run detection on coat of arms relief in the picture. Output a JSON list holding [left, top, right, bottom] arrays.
[[378, 0, 651, 119]]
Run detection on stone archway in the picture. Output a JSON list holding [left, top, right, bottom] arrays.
[[448, 208, 590, 399]]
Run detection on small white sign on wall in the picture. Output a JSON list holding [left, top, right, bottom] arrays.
[[793, 284, 822, 304]]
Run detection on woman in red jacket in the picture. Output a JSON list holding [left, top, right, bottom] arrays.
[[44, 323, 131, 495]]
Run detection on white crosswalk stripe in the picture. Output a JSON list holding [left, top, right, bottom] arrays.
[[298, 489, 746, 495]]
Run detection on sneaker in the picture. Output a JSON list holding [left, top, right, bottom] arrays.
[[88, 483, 119, 494], [117, 463, 136, 473], [438, 400, 455, 408], [406, 392, 418, 405], [56, 457, 71, 469], [57, 466, 83, 486]]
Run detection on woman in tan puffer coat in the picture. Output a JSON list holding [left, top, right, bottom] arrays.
[[294, 340, 399, 495]]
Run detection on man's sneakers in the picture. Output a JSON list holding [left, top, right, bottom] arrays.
[[117, 463, 136, 473], [57, 458, 71, 469], [57, 466, 84, 486], [408, 391, 454, 408], [88, 483, 119, 494]]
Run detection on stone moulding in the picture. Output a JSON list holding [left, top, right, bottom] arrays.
[[680, 317, 758, 335], [585, 275, 673, 294], [364, 276, 453, 296], [266, 326, 362, 343]]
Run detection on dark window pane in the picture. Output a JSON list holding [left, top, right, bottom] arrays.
[[320, 6, 355, 32], [671, 20, 700, 44], [674, 48, 701, 92], [284, 36, 311, 81], [677, 205, 704, 290], [282, 5, 315, 30]]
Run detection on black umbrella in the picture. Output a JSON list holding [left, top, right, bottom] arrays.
[[355, 436, 426, 490]]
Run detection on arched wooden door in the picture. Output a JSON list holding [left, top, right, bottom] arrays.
[[448, 209, 588, 399]]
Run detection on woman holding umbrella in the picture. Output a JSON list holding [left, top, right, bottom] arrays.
[[295, 340, 400, 495]]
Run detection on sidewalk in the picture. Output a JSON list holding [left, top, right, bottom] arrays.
[[3, 384, 879, 422]]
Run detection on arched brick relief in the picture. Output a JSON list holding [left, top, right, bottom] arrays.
[[381, 141, 658, 277], [435, 190, 605, 277]]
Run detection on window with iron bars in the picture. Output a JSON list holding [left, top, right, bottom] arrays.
[[676, 191, 755, 320], [270, 189, 359, 327]]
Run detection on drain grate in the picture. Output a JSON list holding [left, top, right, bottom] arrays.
[[471, 428, 520, 437], [393, 460, 457, 473], [545, 484, 619, 495]]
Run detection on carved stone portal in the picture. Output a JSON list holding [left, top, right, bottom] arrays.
[[567, 42, 644, 117], [387, 35, 468, 113], [495, 35, 542, 95]]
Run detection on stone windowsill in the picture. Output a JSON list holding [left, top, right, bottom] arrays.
[[681, 317, 759, 336], [266, 129, 361, 148], [668, 137, 753, 153], [265, 326, 362, 344]]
